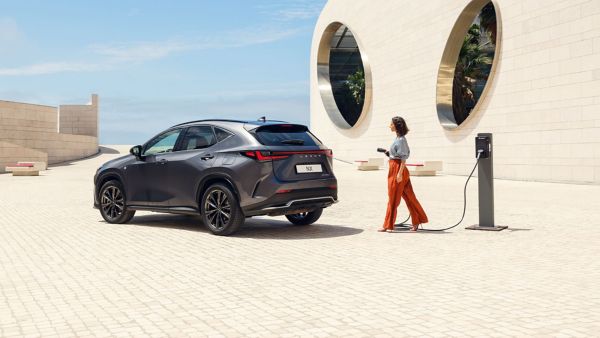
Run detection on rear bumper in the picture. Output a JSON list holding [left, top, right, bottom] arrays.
[[242, 188, 338, 217]]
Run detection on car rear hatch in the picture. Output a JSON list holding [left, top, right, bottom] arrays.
[[249, 124, 334, 182]]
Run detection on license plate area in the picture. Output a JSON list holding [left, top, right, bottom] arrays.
[[295, 164, 323, 174]]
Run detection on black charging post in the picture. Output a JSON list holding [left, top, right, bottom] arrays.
[[466, 133, 508, 231]]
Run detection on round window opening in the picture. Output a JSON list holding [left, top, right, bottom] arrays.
[[318, 23, 371, 129], [436, 0, 500, 130]]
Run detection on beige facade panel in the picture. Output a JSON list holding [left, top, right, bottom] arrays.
[[311, 0, 600, 184], [0, 95, 99, 173]]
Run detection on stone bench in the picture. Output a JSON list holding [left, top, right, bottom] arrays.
[[17, 161, 47, 171], [5, 163, 40, 176], [407, 161, 443, 176]]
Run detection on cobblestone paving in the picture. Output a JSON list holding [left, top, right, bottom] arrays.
[[1, 146, 599, 337]]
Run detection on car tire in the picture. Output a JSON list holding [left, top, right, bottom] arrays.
[[285, 208, 323, 226], [99, 180, 135, 224], [201, 183, 245, 236]]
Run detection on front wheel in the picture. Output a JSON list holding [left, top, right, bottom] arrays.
[[99, 180, 135, 224], [201, 183, 245, 236], [285, 208, 323, 226]]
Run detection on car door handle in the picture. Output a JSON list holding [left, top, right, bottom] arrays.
[[159, 159, 168, 165], [201, 154, 214, 160]]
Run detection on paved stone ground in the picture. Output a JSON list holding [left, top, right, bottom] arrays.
[[1, 145, 599, 337]]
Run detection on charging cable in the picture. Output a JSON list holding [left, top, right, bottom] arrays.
[[333, 157, 354, 165], [395, 151, 483, 232]]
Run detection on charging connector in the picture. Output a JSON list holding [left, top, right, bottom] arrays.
[[475, 135, 491, 159]]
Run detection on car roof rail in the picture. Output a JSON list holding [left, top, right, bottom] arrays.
[[172, 118, 290, 128], [172, 119, 246, 127]]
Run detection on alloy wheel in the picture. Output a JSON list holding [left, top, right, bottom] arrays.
[[101, 186, 125, 220], [204, 189, 232, 230]]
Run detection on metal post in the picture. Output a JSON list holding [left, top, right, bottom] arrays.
[[466, 133, 507, 231]]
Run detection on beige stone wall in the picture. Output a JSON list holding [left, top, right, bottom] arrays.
[[0, 100, 57, 133], [311, 0, 600, 184], [0, 95, 99, 173], [59, 94, 98, 137]]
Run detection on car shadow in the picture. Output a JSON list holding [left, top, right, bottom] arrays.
[[236, 218, 363, 240], [125, 214, 205, 231], [124, 214, 363, 240]]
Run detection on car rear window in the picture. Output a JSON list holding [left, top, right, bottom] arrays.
[[253, 124, 323, 146]]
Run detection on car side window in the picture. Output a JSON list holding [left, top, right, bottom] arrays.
[[214, 127, 234, 143], [180, 126, 217, 151], [143, 129, 183, 156]]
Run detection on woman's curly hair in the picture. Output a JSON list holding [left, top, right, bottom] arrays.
[[392, 116, 409, 137]]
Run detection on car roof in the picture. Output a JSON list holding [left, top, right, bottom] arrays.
[[172, 119, 292, 129]]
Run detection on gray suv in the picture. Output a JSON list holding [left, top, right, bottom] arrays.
[[94, 119, 338, 235]]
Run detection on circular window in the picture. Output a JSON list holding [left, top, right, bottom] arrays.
[[436, 0, 501, 130], [317, 22, 372, 129]]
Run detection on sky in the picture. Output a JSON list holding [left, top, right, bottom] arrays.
[[0, 0, 326, 144]]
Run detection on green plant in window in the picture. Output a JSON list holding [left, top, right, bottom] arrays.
[[346, 68, 365, 105]]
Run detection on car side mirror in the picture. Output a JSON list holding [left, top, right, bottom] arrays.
[[130, 145, 144, 160]]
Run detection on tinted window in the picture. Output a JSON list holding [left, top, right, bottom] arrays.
[[254, 125, 322, 147], [144, 129, 182, 155], [180, 126, 216, 151], [214, 127, 234, 143]]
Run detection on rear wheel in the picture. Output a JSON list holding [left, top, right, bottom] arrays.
[[201, 183, 245, 236], [99, 180, 135, 224], [285, 208, 323, 226]]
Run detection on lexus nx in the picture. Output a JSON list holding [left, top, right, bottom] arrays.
[[94, 119, 338, 235]]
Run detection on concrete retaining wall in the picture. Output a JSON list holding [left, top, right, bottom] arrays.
[[0, 95, 99, 173]]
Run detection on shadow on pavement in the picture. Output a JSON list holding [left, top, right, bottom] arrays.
[[126, 214, 206, 231], [49, 146, 121, 169], [98, 146, 121, 155], [389, 228, 451, 235], [124, 214, 363, 240], [236, 218, 363, 240]]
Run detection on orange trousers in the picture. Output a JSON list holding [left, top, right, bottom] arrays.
[[383, 159, 428, 230]]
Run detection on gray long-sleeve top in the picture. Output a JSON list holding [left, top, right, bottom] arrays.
[[389, 136, 410, 161]]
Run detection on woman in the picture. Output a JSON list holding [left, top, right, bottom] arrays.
[[378, 116, 428, 232]]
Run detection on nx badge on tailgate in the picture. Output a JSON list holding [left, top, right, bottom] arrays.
[[296, 164, 323, 174]]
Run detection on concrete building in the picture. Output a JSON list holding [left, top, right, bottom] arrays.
[[310, 0, 600, 184], [0, 94, 99, 172]]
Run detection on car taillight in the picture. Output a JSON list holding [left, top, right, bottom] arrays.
[[241, 151, 289, 161], [241, 149, 333, 161]]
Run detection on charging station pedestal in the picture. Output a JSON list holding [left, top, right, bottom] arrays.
[[466, 133, 508, 231]]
